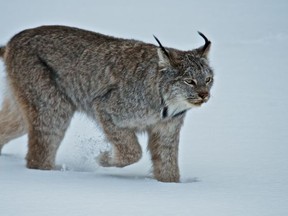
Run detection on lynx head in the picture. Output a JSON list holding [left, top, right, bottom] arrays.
[[154, 32, 214, 117]]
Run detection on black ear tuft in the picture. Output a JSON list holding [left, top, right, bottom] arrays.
[[153, 35, 170, 59], [197, 32, 211, 58]]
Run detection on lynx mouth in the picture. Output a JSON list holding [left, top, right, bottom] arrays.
[[187, 98, 205, 106], [193, 102, 203, 106]]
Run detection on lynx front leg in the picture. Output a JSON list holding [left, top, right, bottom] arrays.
[[148, 117, 184, 182], [96, 114, 142, 168]]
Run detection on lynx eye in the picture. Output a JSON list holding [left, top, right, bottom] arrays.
[[184, 79, 197, 86], [205, 77, 213, 84]]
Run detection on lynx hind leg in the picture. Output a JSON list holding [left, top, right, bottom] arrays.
[[0, 97, 27, 154], [96, 113, 142, 168], [23, 95, 75, 170], [7, 60, 76, 170]]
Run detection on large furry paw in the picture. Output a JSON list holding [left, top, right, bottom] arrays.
[[154, 169, 180, 183], [96, 151, 114, 167], [156, 175, 180, 183], [26, 159, 55, 170], [96, 150, 142, 168]]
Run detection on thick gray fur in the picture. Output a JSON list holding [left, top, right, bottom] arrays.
[[0, 26, 214, 182]]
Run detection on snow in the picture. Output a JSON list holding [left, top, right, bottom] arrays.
[[1, 0, 288, 215]]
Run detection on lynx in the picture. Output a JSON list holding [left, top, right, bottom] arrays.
[[0, 25, 213, 182]]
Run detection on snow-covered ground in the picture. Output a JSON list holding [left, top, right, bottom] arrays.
[[1, 1, 288, 215]]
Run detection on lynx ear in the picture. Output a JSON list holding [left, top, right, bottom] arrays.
[[195, 32, 211, 58], [154, 35, 171, 67]]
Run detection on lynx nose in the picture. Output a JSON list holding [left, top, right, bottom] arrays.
[[198, 92, 209, 101]]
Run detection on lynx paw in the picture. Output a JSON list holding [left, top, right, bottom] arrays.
[[96, 151, 114, 167], [26, 159, 55, 170]]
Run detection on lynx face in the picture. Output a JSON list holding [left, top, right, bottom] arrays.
[[155, 35, 214, 117]]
